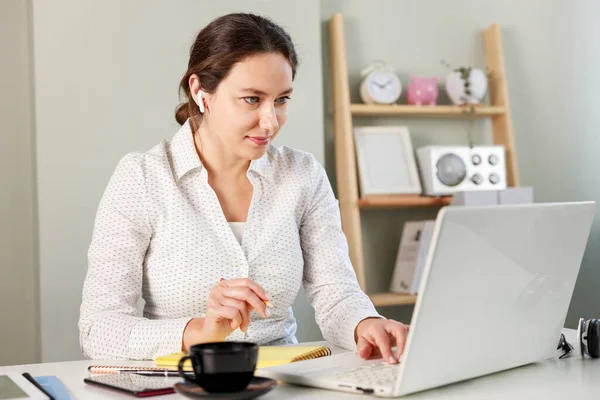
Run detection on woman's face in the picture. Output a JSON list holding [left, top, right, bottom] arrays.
[[192, 52, 293, 161]]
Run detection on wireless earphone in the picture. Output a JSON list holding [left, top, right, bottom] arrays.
[[196, 89, 205, 113], [578, 318, 600, 358]]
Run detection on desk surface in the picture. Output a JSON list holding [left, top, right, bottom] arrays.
[[0, 329, 596, 399]]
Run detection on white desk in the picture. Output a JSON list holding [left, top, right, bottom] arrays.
[[0, 329, 596, 399]]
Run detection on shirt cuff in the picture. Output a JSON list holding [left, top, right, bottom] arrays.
[[129, 317, 193, 359], [338, 310, 384, 352]]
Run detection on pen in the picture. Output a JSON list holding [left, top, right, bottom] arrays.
[[88, 366, 193, 376], [95, 369, 191, 377], [133, 370, 194, 377], [22, 372, 56, 400]]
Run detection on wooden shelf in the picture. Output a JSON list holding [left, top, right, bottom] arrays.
[[328, 14, 520, 305], [350, 104, 506, 118], [358, 195, 452, 209], [369, 292, 418, 307]]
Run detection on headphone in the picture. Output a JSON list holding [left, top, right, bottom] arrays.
[[578, 318, 600, 359], [558, 318, 600, 359], [196, 90, 205, 113]]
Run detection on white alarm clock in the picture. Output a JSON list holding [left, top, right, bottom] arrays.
[[359, 63, 402, 104]]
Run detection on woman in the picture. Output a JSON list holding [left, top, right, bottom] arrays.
[[79, 12, 408, 364]]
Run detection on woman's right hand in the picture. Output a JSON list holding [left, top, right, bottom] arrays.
[[182, 278, 271, 351]]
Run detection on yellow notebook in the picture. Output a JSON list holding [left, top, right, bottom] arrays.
[[155, 345, 331, 370]]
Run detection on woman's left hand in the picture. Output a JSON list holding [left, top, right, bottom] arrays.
[[355, 318, 409, 364]]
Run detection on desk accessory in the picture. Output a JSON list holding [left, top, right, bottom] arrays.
[[32, 376, 75, 400], [155, 345, 332, 370], [83, 374, 175, 397], [0, 373, 50, 400], [88, 365, 190, 374], [21, 373, 55, 400], [174, 377, 276, 399], [557, 334, 574, 359], [177, 342, 258, 392], [578, 318, 600, 358], [88, 366, 192, 377], [556, 318, 600, 360]]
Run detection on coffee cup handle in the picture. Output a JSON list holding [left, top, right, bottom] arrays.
[[178, 355, 198, 384]]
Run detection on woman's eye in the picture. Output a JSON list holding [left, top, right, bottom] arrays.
[[275, 96, 291, 105], [243, 97, 260, 105]]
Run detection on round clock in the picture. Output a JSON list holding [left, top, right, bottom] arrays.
[[359, 63, 402, 105]]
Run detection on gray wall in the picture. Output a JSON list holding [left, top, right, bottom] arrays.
[[0, 0, 39, 366], [31, 0, 323, 362], [321, 0, 600, 325]]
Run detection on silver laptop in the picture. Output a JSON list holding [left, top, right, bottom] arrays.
[[259, 202, 595, 397]]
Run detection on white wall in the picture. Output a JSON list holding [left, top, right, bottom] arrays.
[[321, 0, 600, 324], [31, 0, 324, 362], [0, 0, 39, 366]]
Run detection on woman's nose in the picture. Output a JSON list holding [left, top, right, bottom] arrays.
[[259, 105, 279, 134]]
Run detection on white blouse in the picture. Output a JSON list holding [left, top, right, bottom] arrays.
[[228, 222, 246, 245], [78, 120, 380, 360]]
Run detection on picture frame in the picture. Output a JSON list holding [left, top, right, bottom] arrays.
[[353, 126, 422, 196]]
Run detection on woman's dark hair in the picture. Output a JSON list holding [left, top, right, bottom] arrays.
[[175, 13, 298, 126]]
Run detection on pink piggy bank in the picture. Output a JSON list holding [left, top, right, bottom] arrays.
[[407, 76, 439, 106]]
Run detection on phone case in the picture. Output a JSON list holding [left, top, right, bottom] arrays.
[[84, 375, 175, 397]]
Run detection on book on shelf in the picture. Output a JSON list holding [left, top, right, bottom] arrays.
[[389, 220, 435, 295]]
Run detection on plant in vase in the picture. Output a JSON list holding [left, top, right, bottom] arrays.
[[441, 60, 489, 108]]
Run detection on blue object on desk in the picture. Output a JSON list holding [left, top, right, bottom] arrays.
[[33, 376, 76, 400]]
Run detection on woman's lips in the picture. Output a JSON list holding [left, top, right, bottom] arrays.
[[247, 136, 270, 146]]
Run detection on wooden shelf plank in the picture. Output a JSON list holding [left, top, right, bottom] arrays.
[[358, 195, 452, 209], [350, 104, 505, 118], [369, 292, 418, 307]]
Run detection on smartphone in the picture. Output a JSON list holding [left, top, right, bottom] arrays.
[[83, 374, 175, 397]]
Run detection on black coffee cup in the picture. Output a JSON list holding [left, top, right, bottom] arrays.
[[178, 342, 258, 392]]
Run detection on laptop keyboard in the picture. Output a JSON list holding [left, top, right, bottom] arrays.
[[329, 361, 402, 387]]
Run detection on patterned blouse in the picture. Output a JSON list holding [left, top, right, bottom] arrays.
[[79, 120, 380, 360]]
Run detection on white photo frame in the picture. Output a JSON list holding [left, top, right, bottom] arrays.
[[354, 126, 422, 196]]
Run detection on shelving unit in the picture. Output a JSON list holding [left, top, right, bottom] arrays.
[[327, 13, 520, 307]]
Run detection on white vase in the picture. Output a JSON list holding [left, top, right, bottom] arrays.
[[445, 68, 488, 105]]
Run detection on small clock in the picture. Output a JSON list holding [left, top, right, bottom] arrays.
[[359, 63, 402, 104]]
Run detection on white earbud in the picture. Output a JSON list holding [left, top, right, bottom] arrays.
[[197, 90, 205, 113]]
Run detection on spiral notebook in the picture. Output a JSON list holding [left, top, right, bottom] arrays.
[[153, 345, 332, 370]]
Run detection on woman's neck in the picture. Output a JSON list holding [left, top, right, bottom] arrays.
[[194, 123, 249, 180]]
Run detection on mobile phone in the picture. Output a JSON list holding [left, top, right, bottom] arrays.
[[83, 374, 175, 397]]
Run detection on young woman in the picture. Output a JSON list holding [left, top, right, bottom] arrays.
[[79, 12, 408, 364]]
